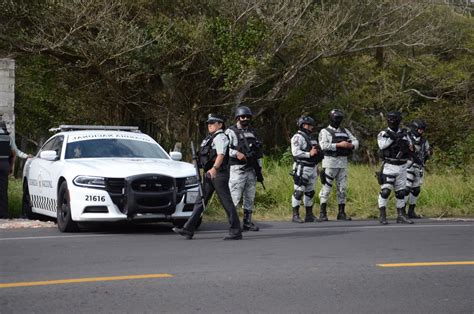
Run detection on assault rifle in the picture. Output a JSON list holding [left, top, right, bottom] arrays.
[[190, 141, 206, 211], [239, 133, 265, 189]]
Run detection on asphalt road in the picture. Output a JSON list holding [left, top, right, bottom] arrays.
[[1, 219, 473, 314]]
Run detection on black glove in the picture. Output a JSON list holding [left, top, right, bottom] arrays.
[[387, 131, 404, 141]]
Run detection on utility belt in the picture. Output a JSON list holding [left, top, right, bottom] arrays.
[[383, 158, 407, 166], [293, 159, 317, 168], [290, 161, 315, 186]]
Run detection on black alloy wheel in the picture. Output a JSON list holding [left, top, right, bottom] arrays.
[[57, 181, 79, 232]]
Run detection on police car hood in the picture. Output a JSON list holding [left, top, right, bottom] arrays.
[[65, 158, 195, 178]]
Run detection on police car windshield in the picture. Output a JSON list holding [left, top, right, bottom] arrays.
[[64, 139, 168, 159]]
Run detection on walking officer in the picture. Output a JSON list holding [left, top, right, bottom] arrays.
[[290, 116, 324, 223], [173, 114, 242, 240], [405, 119, 432, 219], [377, 111, 413, 225], [318, 109, 359, 221], [226, 106, 264, 232], [0, 121, 16, 218]]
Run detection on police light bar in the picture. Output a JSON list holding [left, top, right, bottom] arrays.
[[49, 125, 140, 132]]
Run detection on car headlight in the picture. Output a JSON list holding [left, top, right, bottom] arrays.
[[185, 175, 199, 187], [73, 176, 106, 189]]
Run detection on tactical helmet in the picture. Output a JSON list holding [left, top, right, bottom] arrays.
[[206, 113, 226, 124], [386, 111, 402, 130], [410, 119, 426, 136], [234, 106, 253, 119], [297, 116, 315, 129], [329, 109, 344, 128]]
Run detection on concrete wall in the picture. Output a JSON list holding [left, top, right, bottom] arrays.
[[0, 58, 15, 136]]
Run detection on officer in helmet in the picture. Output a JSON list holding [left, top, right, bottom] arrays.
[[377, 111, 413, 225], [405, 119, 432, 219], [290, 115, 324, 223], [225, 105, 263, 232], [0, 120, 16, 218], [318, 109, 359, 221], [173, 114, 242, 240]]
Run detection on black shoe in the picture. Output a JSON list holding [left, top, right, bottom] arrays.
[[243, 222, 260, 231], [337, 212, 352, 221], [379, 207, 388, 225], [304, 215, 322, 223], [319, 203, 328, 221], [223, 233, 243, 240], [292, 206, 304, 223], [396, 208, 414, 224], [407, 205, 422, 219], [172, 227, 194, 239]]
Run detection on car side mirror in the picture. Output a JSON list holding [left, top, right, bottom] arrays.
[[169, 151, 182, 161], [40, 150, 58, 161]]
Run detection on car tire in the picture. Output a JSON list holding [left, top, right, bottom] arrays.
[[22, 182, 41, 220], [57, 181, 79, 232]]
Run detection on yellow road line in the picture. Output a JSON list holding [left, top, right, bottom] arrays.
[[377, 261, 474, 268], [0, 273, 173, 288]]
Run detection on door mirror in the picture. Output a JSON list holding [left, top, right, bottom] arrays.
[[40, 150, 58, 161], [169, 151, 182, 161]]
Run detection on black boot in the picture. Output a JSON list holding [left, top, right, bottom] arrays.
[[407, 204, 421, 219], [319, 203, 328, 221], [243, 210, 260, 231], [337, 203, 352, 221], [396, 207, 414, 224], [292, 206, 304, 223], [379, 207, 388, 225], [172, 227, 194, 239], [305, 206, 322, 223]]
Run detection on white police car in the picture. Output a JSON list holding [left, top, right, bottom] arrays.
[[22, 125, 199, 232]]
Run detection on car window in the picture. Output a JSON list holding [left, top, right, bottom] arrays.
[[40, 137, 57, 152], [65, 138, 169, 159], [52, 136, 64, 158]]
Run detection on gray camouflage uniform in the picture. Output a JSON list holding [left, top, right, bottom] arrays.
[[291, 132, 318, 208]]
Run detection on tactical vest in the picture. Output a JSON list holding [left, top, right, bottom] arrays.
[[293, 131, 321, 166], [381, 129, 410, 162], [409, 133, 427, 166], [228, 126, 263, 166], [199, 131, 229, 171], [0, 132, 11, 159], [323, 127, 352, 157]]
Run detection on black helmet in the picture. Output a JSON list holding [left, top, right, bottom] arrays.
[[329, 109, 344, 128], [410, 119, 426, 136], [387, 111, 402, 130], [297, 116, 315, 129], [234, 106, 253, 119], [206, 113, 226, 124]]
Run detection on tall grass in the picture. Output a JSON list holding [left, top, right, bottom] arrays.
[[5, 162, 473, 220]]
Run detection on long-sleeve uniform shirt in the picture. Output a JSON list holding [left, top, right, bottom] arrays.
[[319, 126, 359, 169]]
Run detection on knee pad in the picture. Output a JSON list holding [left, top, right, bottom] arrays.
[[411, 186, 421, 197], [293, 190, 304, 200], [405, 189, 411, 197], [380, 188, 391, 199], [304, 190, 315, 198], [395, 190, 405, 200]]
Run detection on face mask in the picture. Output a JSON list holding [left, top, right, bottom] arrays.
[[239, 119, 250, 128], [388, 120, 400, 131]]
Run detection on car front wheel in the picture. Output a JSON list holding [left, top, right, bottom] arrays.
[[57, 181, 79, 232]]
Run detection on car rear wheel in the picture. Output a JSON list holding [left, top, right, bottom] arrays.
[[57, 181, 79, 232]]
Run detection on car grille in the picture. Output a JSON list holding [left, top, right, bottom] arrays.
[[104, 175, 188, 216]]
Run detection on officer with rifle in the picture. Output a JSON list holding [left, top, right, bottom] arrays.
[[405, 119, 433, 219], [290, 116, 324, 223], [0, 121, 16, 219], [226, 106, 264, 232], [173, 114, 242, 240], [318, 109, 359, 221], [376, 111, 414, 225]]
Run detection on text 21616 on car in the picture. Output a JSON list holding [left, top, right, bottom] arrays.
[[22, 125, 199, 232]]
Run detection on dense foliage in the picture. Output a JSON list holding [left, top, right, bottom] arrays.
[[1, 0, 472, 169]]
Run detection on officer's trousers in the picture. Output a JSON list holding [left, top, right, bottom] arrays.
[[319, 167, 348, 205], [229, 165, 257, 212], [0, 159, 9, 218], [291, 163, 317, 207], [184, 170, 241, 235], [378, 162, 407, 209], [406, 165, 424, 205]]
